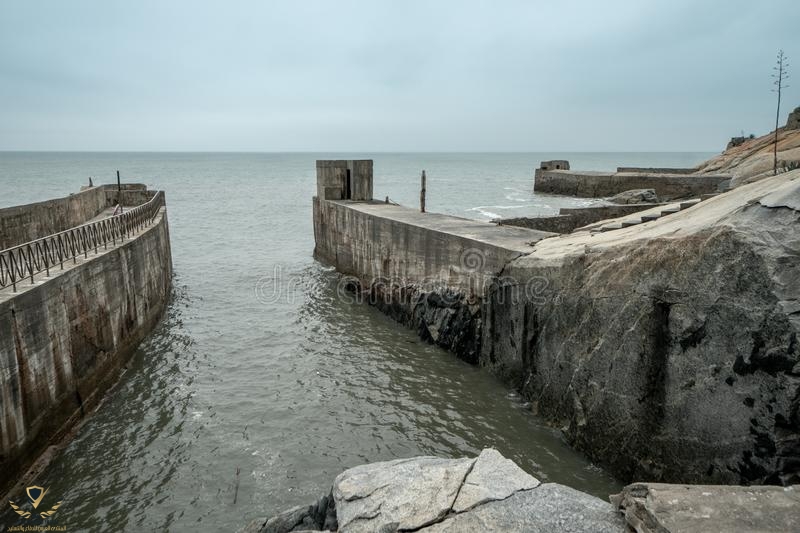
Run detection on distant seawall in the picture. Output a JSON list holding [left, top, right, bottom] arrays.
[[0, 188, 172, 495], [533, 169, 728, 199]]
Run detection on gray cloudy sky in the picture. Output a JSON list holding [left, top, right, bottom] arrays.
[[1, 1, 798, 151]]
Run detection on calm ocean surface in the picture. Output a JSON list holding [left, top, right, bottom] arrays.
[[0, 152, 713, 532]]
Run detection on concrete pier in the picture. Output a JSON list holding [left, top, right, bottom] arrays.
[[313, 159, 800, 489], [533, 165, 730, 199], [0, 185, 172, 495]]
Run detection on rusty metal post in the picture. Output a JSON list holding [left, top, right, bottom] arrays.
[[420, 170, 426, 213]]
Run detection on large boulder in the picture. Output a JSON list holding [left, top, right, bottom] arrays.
[[609, 189, 660, 204], [482, 172, 800, 485], [246, 449, 625, 533]]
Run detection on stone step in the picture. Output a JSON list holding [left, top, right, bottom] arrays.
[[641, 213, 661, 222], [599, 223, 623, 232], [621, 220, 641, 228], [679, 199, 701, 210], [660, 206, 681, 215]]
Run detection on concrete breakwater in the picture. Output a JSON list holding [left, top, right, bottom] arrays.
[[533, 160, 730, 199], [312, 159, 800, 488], [0, 185, 172, 495]]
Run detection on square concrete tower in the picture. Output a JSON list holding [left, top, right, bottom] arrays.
[[316, 160, 373, 201]]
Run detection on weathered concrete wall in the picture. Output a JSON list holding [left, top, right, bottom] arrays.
[[498, 204, 661, 234], [0, 207, 172, 494], [616, 167, 697, 174], [539, 160, 570, 171], [313, 198, 553, 361], [0, 184, 154, 250], [0, 188, 107, 250], [534, 169, 729, 199], [316, 160, 373, 201], [100, 183, 155, 208], [313, 199, 547, 294]]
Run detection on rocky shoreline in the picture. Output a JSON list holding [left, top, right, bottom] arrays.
[[241, 449, 800, 533]]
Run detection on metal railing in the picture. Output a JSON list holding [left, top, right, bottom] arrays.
[[0, 191, 165, 292]]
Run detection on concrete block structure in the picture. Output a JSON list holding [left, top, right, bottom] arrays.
[[316, 160, 373, 201], [538, 160, 570, 171]]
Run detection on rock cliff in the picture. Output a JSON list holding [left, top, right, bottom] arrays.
[[482, 171, 800, 484], [697, 126, 800, 185]]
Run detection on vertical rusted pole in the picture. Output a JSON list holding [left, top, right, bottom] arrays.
[[117, 170, 123, 213], [420, 170, 426, 213]]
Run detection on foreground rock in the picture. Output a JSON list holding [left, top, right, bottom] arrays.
[[241, 449, 625, 532], [612, 482, 800, 533]]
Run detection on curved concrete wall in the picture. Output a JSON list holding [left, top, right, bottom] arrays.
[[0, 187, 107, 250], [0, 184, 154, 250], [0, 208, 172, 494]]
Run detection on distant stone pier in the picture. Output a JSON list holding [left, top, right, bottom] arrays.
[[533, 160, 730, 199]]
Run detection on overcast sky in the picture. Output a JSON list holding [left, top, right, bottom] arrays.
[[1, 1, 798, 152]]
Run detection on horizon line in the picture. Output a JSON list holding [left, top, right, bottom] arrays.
[[0, 149, 720, 154]]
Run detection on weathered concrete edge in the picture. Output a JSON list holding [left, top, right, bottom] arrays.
[[0, 207, 173, 497]]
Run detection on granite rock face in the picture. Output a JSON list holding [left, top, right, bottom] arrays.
[[244, 449, 625, 533], [482, 173, 800, 485], [609, 189, 660, 204], [424, 484, 624, 533]]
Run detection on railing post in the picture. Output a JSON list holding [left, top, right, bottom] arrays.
[[43, 240, 50, 277], [27, 244, 34, 285]]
